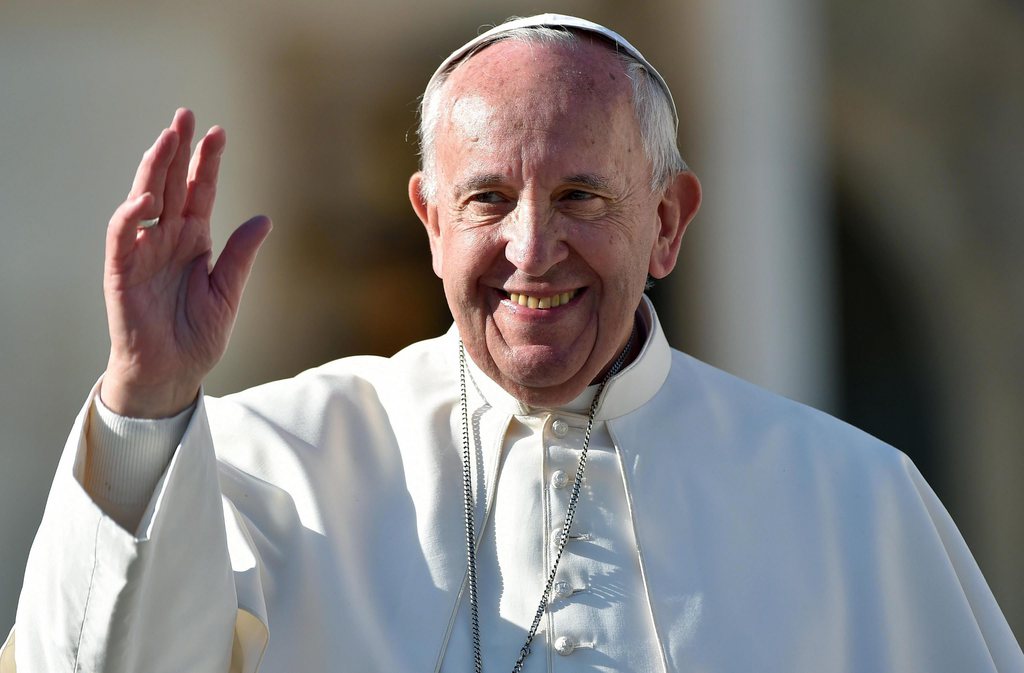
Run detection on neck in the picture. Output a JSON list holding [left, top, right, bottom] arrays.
[[591, 319, 643, 386]]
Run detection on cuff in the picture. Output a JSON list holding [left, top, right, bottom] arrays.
[[83, 394, 196, 533]]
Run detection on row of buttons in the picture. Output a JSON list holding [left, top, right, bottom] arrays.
[[550, 415, 581, 657]]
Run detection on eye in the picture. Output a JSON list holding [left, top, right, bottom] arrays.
[[562, 190, 595, 201], [470, 191, 507, 204]]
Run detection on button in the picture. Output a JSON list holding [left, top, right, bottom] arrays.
[[554, 635, 576, 656], [551, 469, 569, 489], [551, 580, 573, 600], [553, 530, 590, 548], [551, 419, 569, 437]]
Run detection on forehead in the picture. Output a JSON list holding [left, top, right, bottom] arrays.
[[444, 40, 635, 129], [434, 39, 639, 163]]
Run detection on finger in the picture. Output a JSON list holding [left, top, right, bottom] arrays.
[[162, 108, 196, 220], [127, 128, 179, 213], [106, 192, 156, 265], [206, 216, 273, 312], [184, 126, 227, 222]]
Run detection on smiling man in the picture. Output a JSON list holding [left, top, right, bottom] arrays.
[[4, 13, 1022, 673], [410, 32, 696, 406]]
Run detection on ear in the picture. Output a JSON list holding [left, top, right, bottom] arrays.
[[409, 172, 444, 278], [648, 171, 702, 279]]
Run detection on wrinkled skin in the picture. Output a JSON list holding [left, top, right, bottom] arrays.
[[102, 109, 271, 418], [410, 40, 701, 407]]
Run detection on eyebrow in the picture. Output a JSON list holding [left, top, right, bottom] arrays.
[[453, 173, 506, 198], [451, 172, 614, 198], [564, 174, 612, 192]]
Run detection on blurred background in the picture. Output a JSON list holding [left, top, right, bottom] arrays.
[[1, 0, 1022, 640]]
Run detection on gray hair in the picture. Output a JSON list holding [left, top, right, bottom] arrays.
[[416, 25, 688, 203]]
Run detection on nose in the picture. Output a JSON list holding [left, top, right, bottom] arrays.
[[503, 199, 568, 276]]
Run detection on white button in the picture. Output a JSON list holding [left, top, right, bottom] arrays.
[[554, 635, 576, 656], [553, 529, 591, 548], [552, 580, 573, 600], [551, 469, 569, 489], [551, 419, 569, 437]]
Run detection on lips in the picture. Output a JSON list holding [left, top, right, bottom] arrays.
[[506, 289, 578, 309]]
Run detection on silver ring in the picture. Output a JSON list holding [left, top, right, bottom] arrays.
[[138, 217, 160, 229]]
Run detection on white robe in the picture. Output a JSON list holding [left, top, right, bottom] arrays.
[[4, 300, 1022, 672]]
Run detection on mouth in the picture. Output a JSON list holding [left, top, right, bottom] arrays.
[[505, 289, 579, 310]]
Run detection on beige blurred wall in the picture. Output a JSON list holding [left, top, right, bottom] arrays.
[[2, 0, 1021, 642], [0, 1, 277, 639]]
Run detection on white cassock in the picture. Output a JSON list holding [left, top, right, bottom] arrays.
[[4, 298, 1022, 672]]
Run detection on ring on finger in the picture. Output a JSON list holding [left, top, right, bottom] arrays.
[[138, 217, 160, 229]]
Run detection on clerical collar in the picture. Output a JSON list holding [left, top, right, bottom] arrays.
[[457, 295, 672, 421]]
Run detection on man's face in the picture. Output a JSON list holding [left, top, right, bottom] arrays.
[[411, 40, 690, 406]]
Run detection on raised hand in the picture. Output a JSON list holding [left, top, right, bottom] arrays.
[[101, 109, 272, 418]]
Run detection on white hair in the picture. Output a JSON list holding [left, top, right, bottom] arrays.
[[415, 25, 688, 202]]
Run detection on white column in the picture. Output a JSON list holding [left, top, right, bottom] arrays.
[[672, 0, 835, 410]]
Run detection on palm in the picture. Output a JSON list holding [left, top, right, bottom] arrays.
[[109, 212, 222, 379], [102, 109, 271, 417]]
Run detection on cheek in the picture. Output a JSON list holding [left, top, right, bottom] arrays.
[[439, 227, 497, 291], [582, 216, 656, 274]]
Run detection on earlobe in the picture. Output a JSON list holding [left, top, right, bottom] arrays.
[[409, 172, 444, 278], [649, 171, 702, 278]]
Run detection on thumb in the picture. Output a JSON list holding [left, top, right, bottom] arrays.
[[209, 215, 273, 311]]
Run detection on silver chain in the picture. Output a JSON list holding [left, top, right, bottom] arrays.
[[459, 324, 637, 673]]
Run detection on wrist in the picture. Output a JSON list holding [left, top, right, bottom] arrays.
[[99, 371, 200, 419]]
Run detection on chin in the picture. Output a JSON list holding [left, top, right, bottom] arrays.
[[496, 363, 596, 407], [508, 379, 588, 408], [466, 324, 600, 406]]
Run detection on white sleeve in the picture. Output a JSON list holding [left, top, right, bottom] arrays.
[[2, 380, 266, 673], [83, 394, 194, 533]]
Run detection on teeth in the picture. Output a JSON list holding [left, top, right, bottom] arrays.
[[508, 289, 577, 310]]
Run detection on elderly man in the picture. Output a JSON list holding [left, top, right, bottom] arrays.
[[3, 13, 1021, 673]]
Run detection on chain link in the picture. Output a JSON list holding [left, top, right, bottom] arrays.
[[459, 345, 483, 673]]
